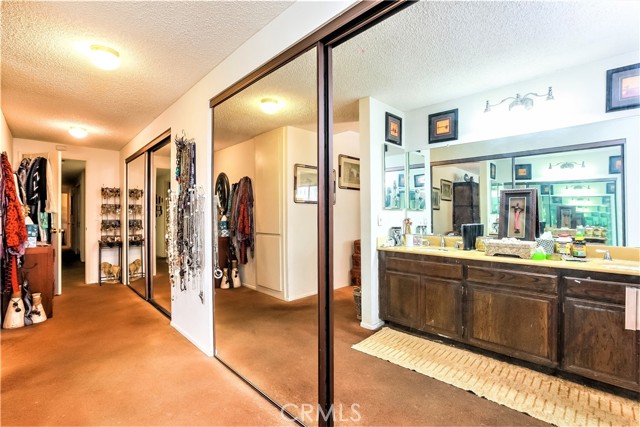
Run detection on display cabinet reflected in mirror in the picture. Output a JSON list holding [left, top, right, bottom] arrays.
[[125, 154, 146, 298], [383, 144, 406, 209]]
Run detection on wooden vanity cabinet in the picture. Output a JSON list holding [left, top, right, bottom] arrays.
[[466, 266, 558, 367], [562, 276, 640, 392]]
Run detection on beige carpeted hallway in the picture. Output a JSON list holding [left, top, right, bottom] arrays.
[[1, 261, 293, 426]]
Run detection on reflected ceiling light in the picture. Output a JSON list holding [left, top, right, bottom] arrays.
[[484, 86, 554, 113], [69, 127, 88, 139], [549, 160, 585, 169], [260, 98, 281, 114], [87, 44, 121, 70]]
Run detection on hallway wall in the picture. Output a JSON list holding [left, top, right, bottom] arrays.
[[0, 109, 13, 160], [13, 139, 119, 284]]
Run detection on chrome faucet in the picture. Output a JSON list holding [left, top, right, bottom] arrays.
[[440, 235, 446, 248], [596, 249, 613, 261]]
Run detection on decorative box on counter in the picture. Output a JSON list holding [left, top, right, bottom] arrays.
[[484, 238, 537, 259]]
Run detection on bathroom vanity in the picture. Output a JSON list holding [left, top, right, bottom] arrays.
[[378, 246, 640, 393]]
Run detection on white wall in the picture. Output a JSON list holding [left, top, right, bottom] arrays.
[[118, 0, 356, 358], [0, 109, 13, 160], [13, 139, 119, 284]]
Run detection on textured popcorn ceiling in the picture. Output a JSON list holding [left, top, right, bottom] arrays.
[[2, 1, 639, 152], [214, 0, 639, 149], [1, 0, 294, 150]]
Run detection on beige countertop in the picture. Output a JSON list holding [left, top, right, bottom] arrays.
[[378, 244, 640, 277]]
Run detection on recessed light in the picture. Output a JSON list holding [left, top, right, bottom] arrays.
[[69, 127, 88, 139], [260, 98, 281, 114], [87, 44, 120, 70]]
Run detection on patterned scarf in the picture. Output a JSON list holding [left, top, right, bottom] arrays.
[[1, 152, 27, 294]]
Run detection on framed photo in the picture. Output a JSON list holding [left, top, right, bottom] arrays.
[[294, 164, 318, 203], [414, 173, 425, 188], [514, 164, 531, 180], [440, 179, 453, 201], [540, 184, 553, 195], [490, 163, 496, 180], [431, 187, 441, 210], [398, 173, 405, 188], [338, 154, 360, 190], [428, 108, 458, 144], [608, 155, 622, 174], [606, 63, 640, 112], [385, 112, 402, 146], [556, 205, 576, 229], [498, 189, 539, 241], [293, 165, 337, 204], [606, 181, 616, 194]]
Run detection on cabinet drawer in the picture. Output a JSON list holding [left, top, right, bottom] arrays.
[[565, 276, 639, 305], [467, 266, 557, 293], [386, 257, 462, 280]]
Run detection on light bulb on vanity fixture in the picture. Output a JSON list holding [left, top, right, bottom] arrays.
[[68, 127, 88, 139], [484, 86, 554, 113], [86, 44, 121, 70], [260, 98, 282, 114]]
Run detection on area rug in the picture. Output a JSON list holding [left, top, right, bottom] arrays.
[[352, 328, 638, 427]]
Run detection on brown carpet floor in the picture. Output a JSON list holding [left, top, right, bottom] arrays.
[[215, 286, 549, 426], [1, 262, 293, 426]]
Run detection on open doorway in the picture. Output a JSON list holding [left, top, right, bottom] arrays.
[[61, 159, 86, 282]]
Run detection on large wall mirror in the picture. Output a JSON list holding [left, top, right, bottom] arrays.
[[125, 154, 146, 298], [383, 144, 405, 209]]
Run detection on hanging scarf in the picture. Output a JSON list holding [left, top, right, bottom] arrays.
[[233, 177, 254, 264], [1, 152, 27, 294]]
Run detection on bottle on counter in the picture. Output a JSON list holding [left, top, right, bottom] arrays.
[[572, 233, 587, 258]]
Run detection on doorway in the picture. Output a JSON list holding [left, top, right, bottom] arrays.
[[61, 159, 86, 280]]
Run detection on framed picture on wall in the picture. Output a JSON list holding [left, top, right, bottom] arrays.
[[385, 112, 402, 146], [606, 181, 616, 194], [414, 174, 425, 188], [431, 187, 441, 210], [498, 189, 538, 241], [293, 163, 318, 203], [428, 109, 458, 144], [606, 63, 640, 112], [338, 155, 360, 190], [540, 184, 553, 195], [514, 164, 531, 180], [440, 179, 452, 201], [609, 155, 623, 174], [490, 163, 496, 180]]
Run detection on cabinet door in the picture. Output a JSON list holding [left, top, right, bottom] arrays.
[[467, 284, 557, 366], [563, 297, 639, 391], [421, 277, 461, 339], [381, 271, 421, 329]]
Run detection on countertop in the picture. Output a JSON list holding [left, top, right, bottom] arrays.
[[378, 245, 640, 277]]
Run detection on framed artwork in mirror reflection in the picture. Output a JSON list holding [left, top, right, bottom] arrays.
[[431, 187, 441, 210], [498, 189, 538, 241], [338, 155, 360, 190]]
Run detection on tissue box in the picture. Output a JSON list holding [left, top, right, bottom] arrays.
[[26, 224, 38, 248], [485, 239, 537, 259], [535, 238, 555, 255]]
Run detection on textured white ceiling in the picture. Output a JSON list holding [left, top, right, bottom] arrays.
[[214, 0, 640, 149], [1, 0, 294, 150]]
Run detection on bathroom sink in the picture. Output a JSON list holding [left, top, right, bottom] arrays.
[[419, 247, 449, 252], [602, 264, 640, 272]]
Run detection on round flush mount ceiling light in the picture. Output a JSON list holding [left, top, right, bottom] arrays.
[[87, 44, 121, 70], [260, 98, 282, 114], [69, 126, 88, 139]]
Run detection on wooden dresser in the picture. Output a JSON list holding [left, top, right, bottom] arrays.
[[22, 246, 55, 318]]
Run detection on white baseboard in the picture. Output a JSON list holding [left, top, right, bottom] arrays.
[[241, 282, 256, 290], [360, 319, 385, 330], [170, 321, 214, 357]]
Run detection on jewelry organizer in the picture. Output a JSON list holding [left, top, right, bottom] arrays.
[[98, 187, 122, 285]]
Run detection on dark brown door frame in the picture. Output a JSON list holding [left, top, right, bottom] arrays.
[[209, 2, 414, 426]]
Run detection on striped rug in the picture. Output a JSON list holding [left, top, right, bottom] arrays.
[[352, 328, 638, 427]]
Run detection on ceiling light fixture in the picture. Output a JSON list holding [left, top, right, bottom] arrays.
[[549, 161, 585, 169], [260, 98, 281, 114], [484, 86, 554, 113], [87, 44, 121, 70], [69, 127, 88, 139]]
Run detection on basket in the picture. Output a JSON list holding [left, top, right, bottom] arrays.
[[353, 286, 362, 320]]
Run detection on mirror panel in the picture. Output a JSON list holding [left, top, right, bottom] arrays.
[[407, 151, 426, 211], [126, 154, 146, 297], [383, 144, 406, 209], [150, 141, 172, 313], [213, 47, 317, 422]]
